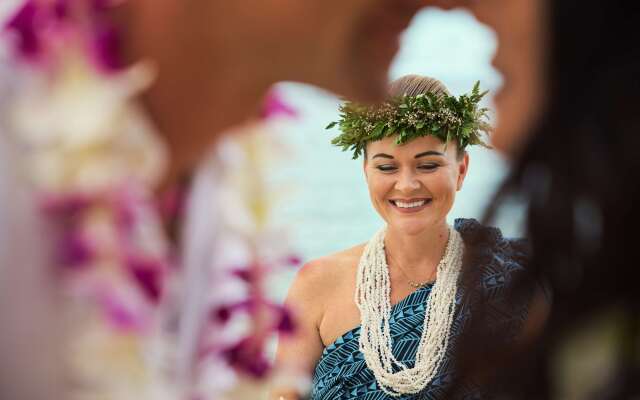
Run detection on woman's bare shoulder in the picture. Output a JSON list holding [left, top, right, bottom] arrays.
[[301, 244, 364, 281], [287, 243, 365, 303]]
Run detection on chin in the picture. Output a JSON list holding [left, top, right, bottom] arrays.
[[388, 219, 431, 237]]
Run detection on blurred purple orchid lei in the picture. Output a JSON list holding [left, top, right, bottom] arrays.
[[5, 0, 124, 70], [4, 0, 301, 395]]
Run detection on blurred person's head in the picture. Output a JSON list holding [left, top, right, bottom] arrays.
[[448, 1, 640, 398], [468, 0, 547, 157], [118, 0, 428, 182], [434, 0, 548, 156]]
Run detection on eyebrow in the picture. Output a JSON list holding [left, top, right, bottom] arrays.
[[414, 151, 444, 158], [371, 151, 445, 160], [371, 153, 394, 159]]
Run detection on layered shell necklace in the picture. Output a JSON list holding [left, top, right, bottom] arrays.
[[355, 225, 464, 396]]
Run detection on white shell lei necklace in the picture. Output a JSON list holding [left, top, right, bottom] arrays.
[[355, 225, 464, 396]]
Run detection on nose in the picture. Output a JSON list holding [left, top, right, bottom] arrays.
[[394, 170, 421, 193]]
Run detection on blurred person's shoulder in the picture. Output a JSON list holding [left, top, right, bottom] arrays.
[[455, 217, 530, 277], [455, 218, 540, 339]]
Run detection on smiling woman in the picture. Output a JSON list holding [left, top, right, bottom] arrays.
[[270, 75, 537, 400], [365, 135, 467, 239]]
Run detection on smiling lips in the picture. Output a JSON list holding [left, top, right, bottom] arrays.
[[389, 198, 433, 213]]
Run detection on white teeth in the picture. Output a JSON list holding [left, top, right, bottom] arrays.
[[394, 200, 426, 208]]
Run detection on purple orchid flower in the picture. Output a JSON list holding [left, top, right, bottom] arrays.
[[5, 1, 41, 59], [101, 294, 146, 331], [59, 229, 96, 268], [52, 0, 70, 21], [273, 305, 296, 335], [91, 22, 123, 72], [284, 254, 302, 267], [42, 193, 92, 218], [260, 89, 298, 120], [210, 300, 253, 325], [222, 337, 272, 379], [230, 265, 255, 283], [127, 256, 164, 303]]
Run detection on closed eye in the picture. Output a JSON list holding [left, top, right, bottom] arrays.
[[418, 164, 439, 171], [376, 165, 397, 172]]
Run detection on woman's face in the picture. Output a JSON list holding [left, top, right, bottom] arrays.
[[436, 0, 547, 156], [364, 135, 469, 235]]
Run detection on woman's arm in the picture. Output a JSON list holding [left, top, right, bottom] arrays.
[[269, 261, 328, 400]]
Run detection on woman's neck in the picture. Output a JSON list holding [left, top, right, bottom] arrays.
[[384, 221, 450, 273]]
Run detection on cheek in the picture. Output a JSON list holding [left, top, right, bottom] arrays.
[[368, 175, 392, 203], [427, 171, 458, 203]]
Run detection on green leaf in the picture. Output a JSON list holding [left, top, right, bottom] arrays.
[[372, 123, 385, 138], [327, 81, 492, 158]]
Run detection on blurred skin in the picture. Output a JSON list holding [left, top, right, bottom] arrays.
[[272, 136, 468, 399], [434, 0, 548, 157], [116, 0, 433, 187]]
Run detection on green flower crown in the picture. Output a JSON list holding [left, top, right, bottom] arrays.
[[326, 82, 492, 159]]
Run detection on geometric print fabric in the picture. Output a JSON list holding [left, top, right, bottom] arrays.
[[311, 219, 530, 400]]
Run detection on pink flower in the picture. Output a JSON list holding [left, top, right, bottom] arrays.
[[212, 305, 233, 324], [127, 256, 164, 303], [53, 0, 69, 21], [101, 294, 145, 331], [158, 183, 187, 224], [5, 1, 41, 59], [222, 337, 271, 378], [91, 22, 123, 72], [42, 193, 92, 217], [231, 266, 255, 283], [274, 305, 296, 335], [260, 89, 298, 120], [284, 254, 302, 267], [210, 300, 252, 325], [59, 229, 95, 268]]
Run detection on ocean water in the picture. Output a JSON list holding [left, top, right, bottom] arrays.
[[267, 8, 524, 280]]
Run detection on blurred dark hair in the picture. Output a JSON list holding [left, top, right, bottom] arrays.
[[452, 1, 640, 398]]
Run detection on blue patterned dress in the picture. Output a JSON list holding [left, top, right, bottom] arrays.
[[311, 219, 531, 400]]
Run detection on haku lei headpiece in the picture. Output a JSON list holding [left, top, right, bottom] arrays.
[[327, 81, 492, 159]]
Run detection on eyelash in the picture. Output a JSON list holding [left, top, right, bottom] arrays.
[[376, 164, 439, 172]]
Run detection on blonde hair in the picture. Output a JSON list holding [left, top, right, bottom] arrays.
[[388, 74, 451, 99]]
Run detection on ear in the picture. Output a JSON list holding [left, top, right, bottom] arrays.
[[456, 152, 469, 191]]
